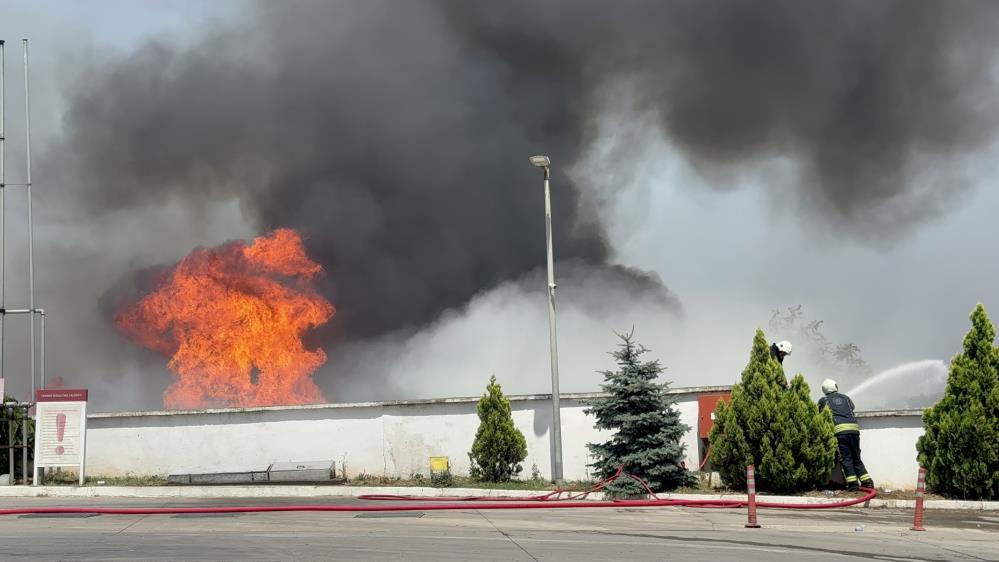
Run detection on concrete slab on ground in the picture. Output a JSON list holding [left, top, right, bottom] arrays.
[[266, 460, 335, 482]]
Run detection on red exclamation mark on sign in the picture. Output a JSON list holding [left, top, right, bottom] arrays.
[[55, 413, 67, 455]]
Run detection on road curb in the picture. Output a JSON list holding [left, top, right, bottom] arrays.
[[0, 485, 554, 500], [0, 485, 996, 510]]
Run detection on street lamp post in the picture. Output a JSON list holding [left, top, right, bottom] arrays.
[[529, 154, 564, 485]]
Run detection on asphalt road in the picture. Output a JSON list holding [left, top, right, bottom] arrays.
[[0, 497, 995, 561]]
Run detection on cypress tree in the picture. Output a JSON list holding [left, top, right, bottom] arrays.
[[468, 375, 528, 482], [917, 304, 999, 499], [709, 329, 836, 493], [584, 332, 696, 496]]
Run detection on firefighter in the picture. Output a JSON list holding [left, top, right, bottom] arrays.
[[770, 340, 792, 364], [818, 379, 873, 492], [770, 341, 792, 388]]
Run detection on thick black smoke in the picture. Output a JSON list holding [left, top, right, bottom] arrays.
[[38, 1, 999, 402], [51, 1, 618, 344], [448, 1, 999, 231]]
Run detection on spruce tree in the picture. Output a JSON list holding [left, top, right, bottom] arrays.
[[917, 304, 999, 499], [709, 329, 836, 493], [584, 332, 696, 496], [468, 375, 528, 482]]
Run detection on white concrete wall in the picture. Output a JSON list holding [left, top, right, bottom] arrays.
[[854, 410, 925, 490], [82, 388, 925, 488]]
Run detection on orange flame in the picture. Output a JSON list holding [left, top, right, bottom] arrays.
[[115, 229, 335, 409]]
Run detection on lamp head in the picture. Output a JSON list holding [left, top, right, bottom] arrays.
[[529, 155, 550, 168]]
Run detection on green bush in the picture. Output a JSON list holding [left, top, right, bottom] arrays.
[[917, 304, 999, 500], [468, 375, 528, 482], [584, 332, 696, 496], [430, 468, 454, 488], [709, 329, 836, 493]]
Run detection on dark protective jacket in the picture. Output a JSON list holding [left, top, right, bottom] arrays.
[[769, 344, 789, 388], [818, 391, 859, 435], [769, 343, 785, 364]]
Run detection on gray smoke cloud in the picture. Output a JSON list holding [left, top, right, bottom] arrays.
[[29, 0, 999, 408], [448, 0, 999, 235], [323, 261, 681, 402]]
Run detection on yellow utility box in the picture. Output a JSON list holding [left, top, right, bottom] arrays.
[[429, 456, 449, 472]]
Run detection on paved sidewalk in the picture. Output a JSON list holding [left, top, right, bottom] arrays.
[[0, 496, 995, 561]]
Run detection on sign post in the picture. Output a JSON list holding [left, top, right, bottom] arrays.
[[33, 389, 88, 486]]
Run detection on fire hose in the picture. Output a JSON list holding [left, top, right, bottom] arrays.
[[699, 444, 712, 471], [0, 466, 876, 516]]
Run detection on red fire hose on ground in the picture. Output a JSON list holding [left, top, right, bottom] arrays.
[[699, 444, 712, 471], [0, 466, 876, 516]]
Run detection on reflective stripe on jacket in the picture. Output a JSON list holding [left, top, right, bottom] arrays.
[[818, 392, 859, 435]]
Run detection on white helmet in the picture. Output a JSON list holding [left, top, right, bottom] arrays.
[[822, 379, 838, 394], [776, 341, 792, 355]]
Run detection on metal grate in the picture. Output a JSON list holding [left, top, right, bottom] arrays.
[[0, 402, 32, 485]]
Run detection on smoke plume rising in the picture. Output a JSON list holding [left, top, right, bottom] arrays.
[[27, 0, 999, 408]]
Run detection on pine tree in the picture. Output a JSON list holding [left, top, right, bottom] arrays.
[[917, 304, 999, 499], [468, 375, 528, 482], [708, 329, 836, 493], [584, 332, 696, 496]]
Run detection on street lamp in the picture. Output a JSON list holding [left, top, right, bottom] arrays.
[[529, 154, 564, 485]]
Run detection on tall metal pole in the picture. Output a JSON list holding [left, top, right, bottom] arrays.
[[22, 39, 34, 397], [38, 309, 44, 390], [542, 164, 564, 485], [0, 39, 6, 386]]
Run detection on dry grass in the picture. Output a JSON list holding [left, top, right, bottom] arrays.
[[347, 473, 595, 491], [43, 471, 167, 486], [32, 471, 945, 500]]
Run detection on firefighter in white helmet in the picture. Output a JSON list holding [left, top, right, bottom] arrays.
[[770, 340, 792, 388], [770, 340, 792, 364], [818, 378, 873, 491]]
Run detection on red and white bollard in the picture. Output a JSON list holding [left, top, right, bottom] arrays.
[[911, 467, 927, 531], [745, 464, 761, 528]]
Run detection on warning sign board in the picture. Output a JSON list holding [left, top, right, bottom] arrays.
[[33, 389, 88, 486]]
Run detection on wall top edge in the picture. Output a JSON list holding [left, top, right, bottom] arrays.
[[87, 385, 736, 419], [855, 409, 925, 418], [87, 385, 925, 421]]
